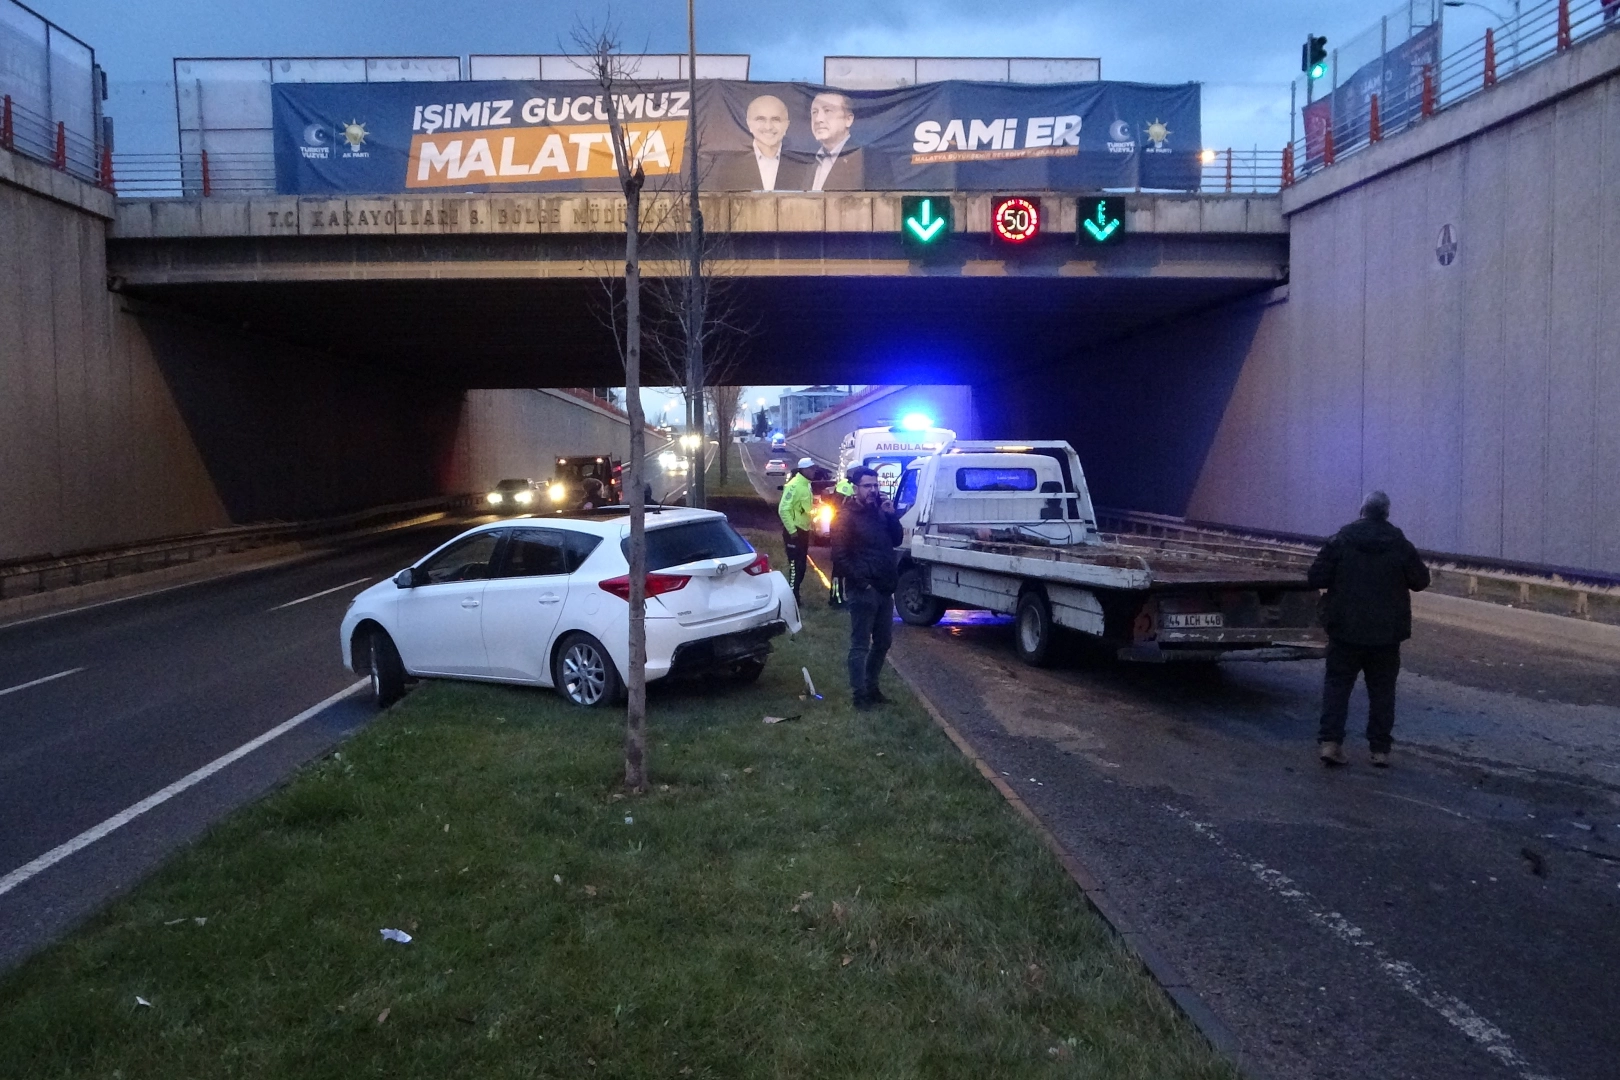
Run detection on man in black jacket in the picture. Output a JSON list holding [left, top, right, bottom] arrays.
[[1308, 491, 1431, 767], [832, 465, 903, 708]]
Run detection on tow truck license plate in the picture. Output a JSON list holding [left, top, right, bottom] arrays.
[[1162, 613, 1224, 628]]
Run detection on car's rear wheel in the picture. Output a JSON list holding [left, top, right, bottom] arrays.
[[553, 632, 624, 707], [896, 566, 946, 627], [369, 629, 406, 708]]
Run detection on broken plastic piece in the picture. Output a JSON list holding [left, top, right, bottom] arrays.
[[380, 928, 413, 944], [802, 667, 822, 700]]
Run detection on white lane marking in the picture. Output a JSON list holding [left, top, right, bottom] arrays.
[[0, 667, 87, 698], [0, 678, 368, 899], [1162, 804, 1559, 1080], [269, 576, 373, 612], [1375, 790, 1472, 820]]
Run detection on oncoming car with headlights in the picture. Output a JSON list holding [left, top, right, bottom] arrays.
[[341, 508, 802, 708], [486, 478, 538, 513]]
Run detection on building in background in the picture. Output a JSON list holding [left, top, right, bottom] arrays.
[[778, 385, 848, 433]]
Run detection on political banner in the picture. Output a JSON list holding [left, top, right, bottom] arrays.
[[271, 78, 1201, 195], [1303, 23, 1439, 167]]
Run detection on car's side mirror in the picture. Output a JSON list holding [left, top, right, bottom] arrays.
[[394, 567, 421, 589]]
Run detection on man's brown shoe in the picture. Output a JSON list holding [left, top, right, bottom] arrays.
[[1369, 751, 1390, 768], [1319, 741, 1349, 766]]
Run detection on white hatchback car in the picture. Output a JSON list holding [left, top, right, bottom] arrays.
[[341, 508, 801, 708]]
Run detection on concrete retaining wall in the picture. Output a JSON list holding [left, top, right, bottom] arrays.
[[1, 149, 646, 561], [983, 34, 1620, 577], [1188, 37, 1620, 574]]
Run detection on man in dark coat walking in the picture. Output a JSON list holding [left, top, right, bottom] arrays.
[[1308, 491, 1431, 767], [832, 465, 903, 709]]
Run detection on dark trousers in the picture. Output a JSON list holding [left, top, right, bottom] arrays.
[[782, 529, 809, 599], [1318, 640, 1402, 752], [847, 584, 894, 695]]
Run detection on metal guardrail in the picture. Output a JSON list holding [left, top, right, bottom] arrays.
[[1, 92, 108, 188], [1288, 0, 1617, 182], [0, 495, 475, 602], [1096, 508, 1620, 627], [107, 148, 1290, 199]]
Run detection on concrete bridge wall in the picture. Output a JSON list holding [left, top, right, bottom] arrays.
[[0, 147, 643, 561], [985, 30, 1620, 576]]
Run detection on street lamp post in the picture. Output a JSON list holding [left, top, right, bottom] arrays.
[[684, 0, 705, 507]]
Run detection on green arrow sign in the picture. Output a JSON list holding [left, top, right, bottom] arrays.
[[900, 195, 953, 250], [1078, 197, 1126, 245], [907, 199, 945, 241]]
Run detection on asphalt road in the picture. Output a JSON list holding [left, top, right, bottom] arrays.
[[0, 444, 698, 973], [0, 521, 475, 972], [886, 608, 1620, 1080]]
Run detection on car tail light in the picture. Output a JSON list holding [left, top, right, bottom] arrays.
[[743, 552, 771, 576], [598, 573, 691, 601]]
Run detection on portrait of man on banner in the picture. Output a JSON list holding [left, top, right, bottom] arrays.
[[709, 92, 810, 191], [808, 91, 863, 191]]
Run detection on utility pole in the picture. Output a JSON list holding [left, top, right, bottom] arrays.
[[684, 0, 706, 507]]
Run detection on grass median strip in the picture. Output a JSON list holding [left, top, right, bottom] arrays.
[[0, 532, 1235, 1079]]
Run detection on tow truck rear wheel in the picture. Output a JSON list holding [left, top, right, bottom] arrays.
[[896, 566, 945, 627], [1014, 588, 1056, 667]]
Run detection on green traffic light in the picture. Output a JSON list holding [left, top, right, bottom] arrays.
[[1309, 61, 1327, 80]]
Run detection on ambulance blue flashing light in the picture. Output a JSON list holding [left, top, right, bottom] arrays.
[[898, 413, 935, 432]]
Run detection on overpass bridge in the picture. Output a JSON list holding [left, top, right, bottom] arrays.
[[5, 22, 1619, 579], [104, 191, 1285, 388]]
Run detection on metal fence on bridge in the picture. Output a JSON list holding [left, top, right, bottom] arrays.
[[0, 0, 106, 187], [1285, 0, 1618, 182]]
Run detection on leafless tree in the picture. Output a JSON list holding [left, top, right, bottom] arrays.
[[639, 212, 756, 490], [710, 384, 745, 482], [573, 21, 652, 793]]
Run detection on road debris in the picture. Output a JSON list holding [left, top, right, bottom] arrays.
[[763, 714, 801, 724], [380, 928, 413, 944], [135, 996, 151, 1008]]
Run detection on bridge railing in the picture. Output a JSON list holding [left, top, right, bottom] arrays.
[[2, 92, 108, 188], [1288, 0, 1616, 183], [105, 148, 1293, 200], [108, 151, 277, 198]]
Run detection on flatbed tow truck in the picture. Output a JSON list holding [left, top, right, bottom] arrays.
[[892, 441, 1326, 664]]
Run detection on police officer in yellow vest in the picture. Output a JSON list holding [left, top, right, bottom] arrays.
[[778, 457, 815, 603]]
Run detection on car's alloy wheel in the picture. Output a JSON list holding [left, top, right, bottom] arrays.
[[553, 633, 624, 707]]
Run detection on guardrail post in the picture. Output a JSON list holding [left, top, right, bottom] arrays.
[[1557, 0, 1571, 51], [1323, 125, 1335, 167], [1281, 143, 1295, 187], [1224, 148, 1233, 193], [1484, 27, 1498, 87], [200, 149, 212, 197], [1, 95, 11, 151], [1369, 94, 1382, 143], [1421, 65, 1436, 117], [53, 121, 66, 169]]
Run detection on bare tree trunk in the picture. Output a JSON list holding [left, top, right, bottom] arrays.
[[623, 176, 648, 793], [578, 23, 649, 793], [713, 385, 742, 484]]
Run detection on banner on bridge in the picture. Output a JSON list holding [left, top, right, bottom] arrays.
[[271, 78, 1201, 195]]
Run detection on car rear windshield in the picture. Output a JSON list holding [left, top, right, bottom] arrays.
[[627, 519, 753, 570], [495, 479, 529, 489]]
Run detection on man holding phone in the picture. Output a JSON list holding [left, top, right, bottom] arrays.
[[832, 465, 903, 708]]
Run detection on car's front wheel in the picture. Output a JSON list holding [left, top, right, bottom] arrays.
[[368, 629, 406, 708], [553, 632, 624, 707]]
